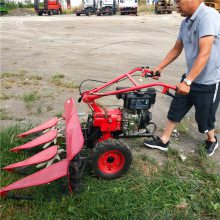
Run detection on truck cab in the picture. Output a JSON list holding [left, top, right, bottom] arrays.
[[96, 0, 116, 15], [0, 0, 8, 16], [76, 0, 97, 16], [34, 0, 62, 16], [119, 0, 138, 15]]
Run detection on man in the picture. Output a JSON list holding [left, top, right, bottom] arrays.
[[144, 0, 220, 156]]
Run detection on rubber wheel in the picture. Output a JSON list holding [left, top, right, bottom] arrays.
[[90, 139, 132, 179]]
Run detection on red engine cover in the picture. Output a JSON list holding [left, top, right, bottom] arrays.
[[93, 108, 122, 133]]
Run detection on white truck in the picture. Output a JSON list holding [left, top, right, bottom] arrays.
[[119, 0, 138, 15], [76, 0, 97, 16], [96, 0, 116, 15]]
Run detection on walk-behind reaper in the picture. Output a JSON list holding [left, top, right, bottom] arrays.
[[0, 67, 176, 198]]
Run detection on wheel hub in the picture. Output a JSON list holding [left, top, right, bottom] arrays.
[[98, 150, 125, 174]]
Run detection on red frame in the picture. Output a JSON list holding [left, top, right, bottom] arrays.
[[81, 67, 176, 142]]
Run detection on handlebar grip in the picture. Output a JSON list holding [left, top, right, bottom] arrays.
[[154, 71, 161, 77]]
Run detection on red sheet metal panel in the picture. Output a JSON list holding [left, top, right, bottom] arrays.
[[0, 159, 68, 197], [11, 129, 58, 152], [17, 117, 58, 138], [64, 98, 84, 161], [3, 146, 58, 172]]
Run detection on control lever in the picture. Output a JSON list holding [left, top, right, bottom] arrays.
[[141, 68, 161, 78]]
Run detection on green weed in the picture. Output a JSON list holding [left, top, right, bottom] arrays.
[[51, 74, 79, 89], [22, 91, 40, 106], [30, 75, 43, 81], [0, 108, 13, 120], [52, 73, 65, 79], [176, 122, 189, 134], [0, 72, 25, 79], [55, 112, 63, 118]]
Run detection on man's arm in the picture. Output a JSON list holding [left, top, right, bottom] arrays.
[[153, 40, 183, 76], [178, 35, 215, 95]]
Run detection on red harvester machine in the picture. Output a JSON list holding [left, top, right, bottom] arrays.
[[0, 67, 176, 198]]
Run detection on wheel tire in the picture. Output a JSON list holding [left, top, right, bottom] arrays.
[[90, 139, 132, 180]]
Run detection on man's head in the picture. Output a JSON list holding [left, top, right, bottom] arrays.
[[176, 0, 203, 17]]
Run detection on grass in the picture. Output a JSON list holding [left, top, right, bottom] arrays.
[[22, 91, 40, 107], [0, 72, 26, 80], [37, 104, 53, 114], [0, 72, 28, 89], [0, 108, 13, 120], [0, 93, 10, 100], [29, 75, 43, 81], [176, 120, 189, 135], [138, 5, 155, 13], [51, 74, 79, 89], [55, 112, 63, 118], [0, 124, 219, 220]]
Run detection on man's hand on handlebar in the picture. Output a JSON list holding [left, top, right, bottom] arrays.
[[152, 67, 162, 80]]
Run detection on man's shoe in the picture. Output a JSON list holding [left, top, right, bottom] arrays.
[[205, 136, 219, 156], [144, 137, 169, 152]]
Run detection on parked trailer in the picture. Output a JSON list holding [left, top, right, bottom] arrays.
[[34, 0, 62, 16], [119, 0, 138, 15], [96, 0, 116, 15], [205, 0, 220, 12], [76, 0, 97, 16], [155, 0, 173, 14]]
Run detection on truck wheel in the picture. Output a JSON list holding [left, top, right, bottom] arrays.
[[76, 13, 80, 16], [38, 12, 42, 16], [48, 10, 53, 15], [90, 139, 132, 179]]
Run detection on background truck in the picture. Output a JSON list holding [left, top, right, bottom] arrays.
[[0, 0, 8, 16], [34, 0, 62, 16], [76, 0, 97, 16], [96, 0, 116, 15], [155, 0, 173, 14], [119, 0, 138, 15], [205, 0, 220, 12]]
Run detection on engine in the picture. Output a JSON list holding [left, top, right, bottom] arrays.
[[116, 87, 157, 135]]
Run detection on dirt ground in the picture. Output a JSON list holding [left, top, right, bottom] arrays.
[[0, 13, 219, 167]]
